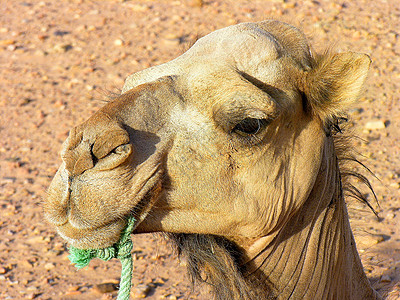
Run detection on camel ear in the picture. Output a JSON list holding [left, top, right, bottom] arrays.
[[302, 52, 371, 120]]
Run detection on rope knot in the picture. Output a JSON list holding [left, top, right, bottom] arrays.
[[117, 240, 133, 259], [67, 217, 136, 300], [97, 247, 116, 261]]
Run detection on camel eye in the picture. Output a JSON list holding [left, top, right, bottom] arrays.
[[233, 118, 264, 135]]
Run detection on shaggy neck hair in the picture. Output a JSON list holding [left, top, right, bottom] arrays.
[[168, 118, 376, 300]]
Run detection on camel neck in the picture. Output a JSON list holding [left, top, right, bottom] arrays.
[[243, 140, 380, 299]]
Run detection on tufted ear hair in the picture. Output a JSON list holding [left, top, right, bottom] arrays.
[[301, 52, 371, 121]]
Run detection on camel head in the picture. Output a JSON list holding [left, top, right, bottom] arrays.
[[45, 21, 376, 299]]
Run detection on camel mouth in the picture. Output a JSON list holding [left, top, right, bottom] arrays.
[[53, 167, 164, 249], [57, 219, 127, 249]]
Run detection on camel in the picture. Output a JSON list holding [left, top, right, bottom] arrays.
[[44, 20, 381, 299]]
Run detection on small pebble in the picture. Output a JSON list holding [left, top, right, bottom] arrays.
[[365, 120, 386, 130], [94, 282, 119, 294], [44, 263, 55, 270], [64, 290, 82, 296], [67, 285, 80, 292], [114, 39, 124, 46], [0, 39, 15, 46], [188, 0, 204, 7], [7, 44, 17, 51], [131, 282, 155, 298], [52, 43, 73, 53], [130, 4, 149, 12], [25, 293, 39, 299]]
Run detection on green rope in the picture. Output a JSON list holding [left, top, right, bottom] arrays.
[[68, 217, 136, 300]]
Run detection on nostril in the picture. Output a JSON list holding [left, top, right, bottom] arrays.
[[61, 121, 131, 176], [91, 131, 130, 159], [94, 143, 133, 171], [90, 143, 99, 165], [114, 144, 131, 155]]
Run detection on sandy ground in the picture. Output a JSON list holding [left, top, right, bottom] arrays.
[[0, 0, 399, 299]]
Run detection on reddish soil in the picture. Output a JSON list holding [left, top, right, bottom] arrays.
[[0, 0, 399, 299]]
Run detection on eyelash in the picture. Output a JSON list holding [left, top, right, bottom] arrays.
[[232, 118, 271, 135], [233, 118, 262, 135], [230, 118, 272, 146]]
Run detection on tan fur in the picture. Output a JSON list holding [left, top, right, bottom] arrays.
[[302, 51, 371, 120], [45, 21, 380, 299]]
